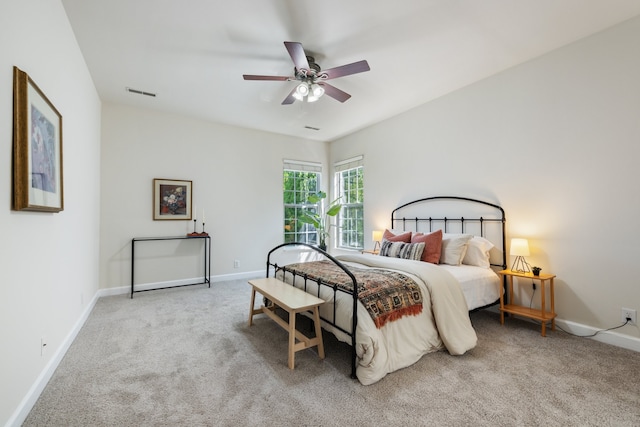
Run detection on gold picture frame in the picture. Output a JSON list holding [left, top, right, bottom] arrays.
[[12, 66, 64, 212], [153, 178, 192, 220]]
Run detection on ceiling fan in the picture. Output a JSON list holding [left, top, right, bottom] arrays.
[[243, 41, 370, 105]]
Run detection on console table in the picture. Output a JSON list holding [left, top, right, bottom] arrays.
[[131, 235, 211, 298]]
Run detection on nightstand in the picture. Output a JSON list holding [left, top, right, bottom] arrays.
[[361, 249, 379, 255], [497, 269, 557, 336]]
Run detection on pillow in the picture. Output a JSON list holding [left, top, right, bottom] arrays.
[[440, 233, 473, 265], [411, 230, 443, 264], [462, 236, 494, 268], [379, 240, 425, 261], [382, 229, 412, 243]]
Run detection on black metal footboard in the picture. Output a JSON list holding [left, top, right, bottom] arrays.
[[266, 242, 359, 379]]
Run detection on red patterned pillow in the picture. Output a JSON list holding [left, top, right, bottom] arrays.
[[411, 230, 443, 264], [383, 229, 412, 243]]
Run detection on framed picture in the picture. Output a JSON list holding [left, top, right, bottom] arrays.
[[153, 178, 192, 220], [12, 66, 64, 212]]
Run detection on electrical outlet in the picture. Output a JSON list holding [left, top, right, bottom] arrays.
[[621, 308, 637, 324], [41, 337, 47, 356], [234, 259, 240, 269]]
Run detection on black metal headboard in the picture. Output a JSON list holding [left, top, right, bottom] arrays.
[[390, 196, 506, 270]]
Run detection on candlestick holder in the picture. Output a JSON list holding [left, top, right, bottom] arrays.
[[187, 218, 207, 237], [189, 222, 208, 237]]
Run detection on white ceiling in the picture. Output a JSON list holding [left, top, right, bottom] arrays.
[[61, 0, 640, 142]]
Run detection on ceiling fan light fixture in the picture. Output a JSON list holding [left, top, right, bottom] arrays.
[[305, 83, 325, 102], [310, 83, 324, 98], [296, 82, 310, 97], [243, 41, 370, 105]]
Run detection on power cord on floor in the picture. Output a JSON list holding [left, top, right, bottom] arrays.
[[525, 317, 632, 338], [556, 318, 631, 338], [523, 281, 632, 337]]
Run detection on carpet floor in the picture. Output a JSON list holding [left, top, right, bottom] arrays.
[[24, 278, 640, 426]]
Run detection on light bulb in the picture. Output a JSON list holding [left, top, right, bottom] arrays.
[[307, 84, 325, 102], [296, 83, 309, 96], [310, 84, 324, 97]]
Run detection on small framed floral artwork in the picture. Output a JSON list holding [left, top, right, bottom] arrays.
[[153, 179, 192, 220]]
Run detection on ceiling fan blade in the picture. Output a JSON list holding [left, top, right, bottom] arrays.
[[319, 83, 351, 103], [284, 41, 310, 72], [320, 60, 370, 80], [281, 86, 297, 105], [243, 74, 290, 81]]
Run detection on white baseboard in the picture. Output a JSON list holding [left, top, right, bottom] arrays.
[[485, 306, 639, 352], [555, 318, 640, 352], [6, 291, 100, 427], [101, 270, 264, 297], [208, 270, 263, 282]]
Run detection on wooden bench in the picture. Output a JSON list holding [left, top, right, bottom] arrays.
[[248, 278, 325, 369]]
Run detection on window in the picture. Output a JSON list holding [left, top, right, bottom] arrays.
[[283, 160, 321, 245], [335, 156, 364, 250]]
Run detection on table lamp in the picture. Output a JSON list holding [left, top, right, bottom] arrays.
[[372, 230, 383, 252], [510, 238, 531, 273]]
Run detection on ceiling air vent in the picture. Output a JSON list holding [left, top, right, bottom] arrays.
[[125, 87, 156, 97], [304, 126, 320, 131]]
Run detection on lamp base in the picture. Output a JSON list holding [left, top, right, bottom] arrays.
[[511, 256, 531, 273]]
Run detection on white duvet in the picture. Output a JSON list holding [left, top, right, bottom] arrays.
[[280, 253, 478, 385]]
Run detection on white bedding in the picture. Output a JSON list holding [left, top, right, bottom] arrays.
[[278, 253, 481, 385], [438, 264, 501, 310]]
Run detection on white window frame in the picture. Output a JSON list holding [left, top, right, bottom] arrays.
[[335, 156, 364, 250], [283, 160, 322, 245]]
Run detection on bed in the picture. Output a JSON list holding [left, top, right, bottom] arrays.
[[265, 196, 506, 385]]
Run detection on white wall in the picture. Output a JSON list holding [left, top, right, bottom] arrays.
[[331, 16, 640, 341], [100, 104, 327, 290], [0, 1, 102, 425]]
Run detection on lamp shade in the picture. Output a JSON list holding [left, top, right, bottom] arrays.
[[510, 238, 530, 256], [372, 230, 383, 243]]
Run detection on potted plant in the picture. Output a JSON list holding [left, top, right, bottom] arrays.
[[532, 266, 542, 276], [299, 191, 342, 251]]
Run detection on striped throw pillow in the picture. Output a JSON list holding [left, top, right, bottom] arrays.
[[379, 241, 425, 261]]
